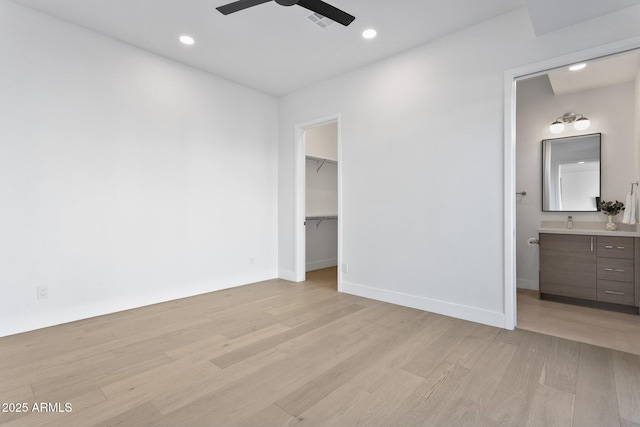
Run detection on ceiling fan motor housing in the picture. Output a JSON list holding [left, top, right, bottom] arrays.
[[275, 0, 298, 6]]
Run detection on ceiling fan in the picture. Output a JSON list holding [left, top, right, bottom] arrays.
[[216, 0, 356, 27]]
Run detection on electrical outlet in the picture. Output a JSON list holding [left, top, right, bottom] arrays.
[[342, 263, 349, 273], [37, 286, 49, 300]]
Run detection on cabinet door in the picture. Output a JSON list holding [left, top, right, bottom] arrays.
[[539, 233, 597, 300]]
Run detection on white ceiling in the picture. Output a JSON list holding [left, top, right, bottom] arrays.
[[524, 0, 640, 35], [548, 50, 640, 95], [9, 0, 640, 96]]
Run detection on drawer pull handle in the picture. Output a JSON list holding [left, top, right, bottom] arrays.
[[604, 245, 614, 249], [617, 246, 626, 249], [604, 268, 626, 272], [604, 291, 625, 295]]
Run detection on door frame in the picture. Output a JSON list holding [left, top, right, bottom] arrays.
[[503, 36, 640, 330], [294, 114, 343, 288]]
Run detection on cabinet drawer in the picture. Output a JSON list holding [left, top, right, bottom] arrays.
[[597, 258, 634, 282], [597, 236, 634, 259], [597, 280, 635, 305]]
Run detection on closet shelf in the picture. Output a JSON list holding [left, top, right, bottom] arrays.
[[306, 215, 338, 220], [306, 155, 337, 173]]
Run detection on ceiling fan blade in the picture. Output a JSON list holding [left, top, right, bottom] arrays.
[[216, 0, 272, 15], [297, 0, 355, 26]]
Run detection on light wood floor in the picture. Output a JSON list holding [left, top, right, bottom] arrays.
[[1, 268, 639, 426], [517, 289, 640, 356]]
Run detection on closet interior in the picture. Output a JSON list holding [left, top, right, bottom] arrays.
[[305, 122, 338, 273]]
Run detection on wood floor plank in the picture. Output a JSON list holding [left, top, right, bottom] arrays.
[[483, 331, 552, 426], [428, 339, 518, 426], [574, 343, 621, 427], [290, 368, 423, 426], [31, 353, 171, 402], [235, 404, 295, 427], [151, 347, 288, 415], [100, 357, 221, 407], [211, 304, 365, 369], [613, 351, 640, 424], [540, 336, 580, 394], [402, 318, 478, 378], [444, 323, 501, 370], [92, 402, 163, 427], [339, 313, 449, 394], [274, 314, 429, 417], [153, 333, 377, 425], [525, 384, 574, 427], [164, 324, 290, 362], [391, 361, 471, 426]]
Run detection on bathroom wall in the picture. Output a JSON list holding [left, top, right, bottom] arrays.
[[516, 75, 638, 290]]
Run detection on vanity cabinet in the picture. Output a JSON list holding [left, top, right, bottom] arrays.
[[539, 233, 639, 314]]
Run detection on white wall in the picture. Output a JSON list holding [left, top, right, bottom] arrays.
[[516, 77, 637, 290], [0, 2, 279, 336], [278, 6, 640, 328]]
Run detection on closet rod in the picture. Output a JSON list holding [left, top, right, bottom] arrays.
[[306, 215, 338, 228]]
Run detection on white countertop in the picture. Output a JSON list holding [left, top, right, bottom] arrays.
[[537, 227, 640, 237]]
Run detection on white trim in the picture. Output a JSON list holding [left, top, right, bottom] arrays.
[[278, 269, 297, 281], [294, 114, 343, 286], [342, 281, 505, 328], [0, 272, 276, 337], [503, 36, 640, 331], [306, 258, 338, 272], [294, 125, 306, 282], [517, 278, 539, 291]]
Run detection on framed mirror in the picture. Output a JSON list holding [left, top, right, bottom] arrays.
[[542, 133, 601, 212]]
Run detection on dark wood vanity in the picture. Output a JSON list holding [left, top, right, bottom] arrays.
[[539, 232, 640, 314]]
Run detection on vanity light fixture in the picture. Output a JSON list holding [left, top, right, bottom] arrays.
[[549, 112, 591, 134]]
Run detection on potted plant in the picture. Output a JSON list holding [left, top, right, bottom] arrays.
[[599, 200, 625, 231]]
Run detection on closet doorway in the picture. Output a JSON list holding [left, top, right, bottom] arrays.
[[294, 115, 342, 289]]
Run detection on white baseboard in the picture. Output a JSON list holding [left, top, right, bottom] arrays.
[[278, 269, 297, 281], [0, 272, 276, 338], [341, 280, 506, 329], [306, 258, 337, 272], [517, 278, 539, 290]]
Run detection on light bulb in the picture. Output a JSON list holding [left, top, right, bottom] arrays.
[[549, 121, 564, 134], [574, 117, 590, 131]]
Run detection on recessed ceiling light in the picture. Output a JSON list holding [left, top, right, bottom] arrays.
[[569, 63, 586, 71], [362, 29, 377, 39], [179, 35, 195, 46]]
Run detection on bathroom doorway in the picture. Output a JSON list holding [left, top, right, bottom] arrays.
[[509, 45, 640, 353]]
